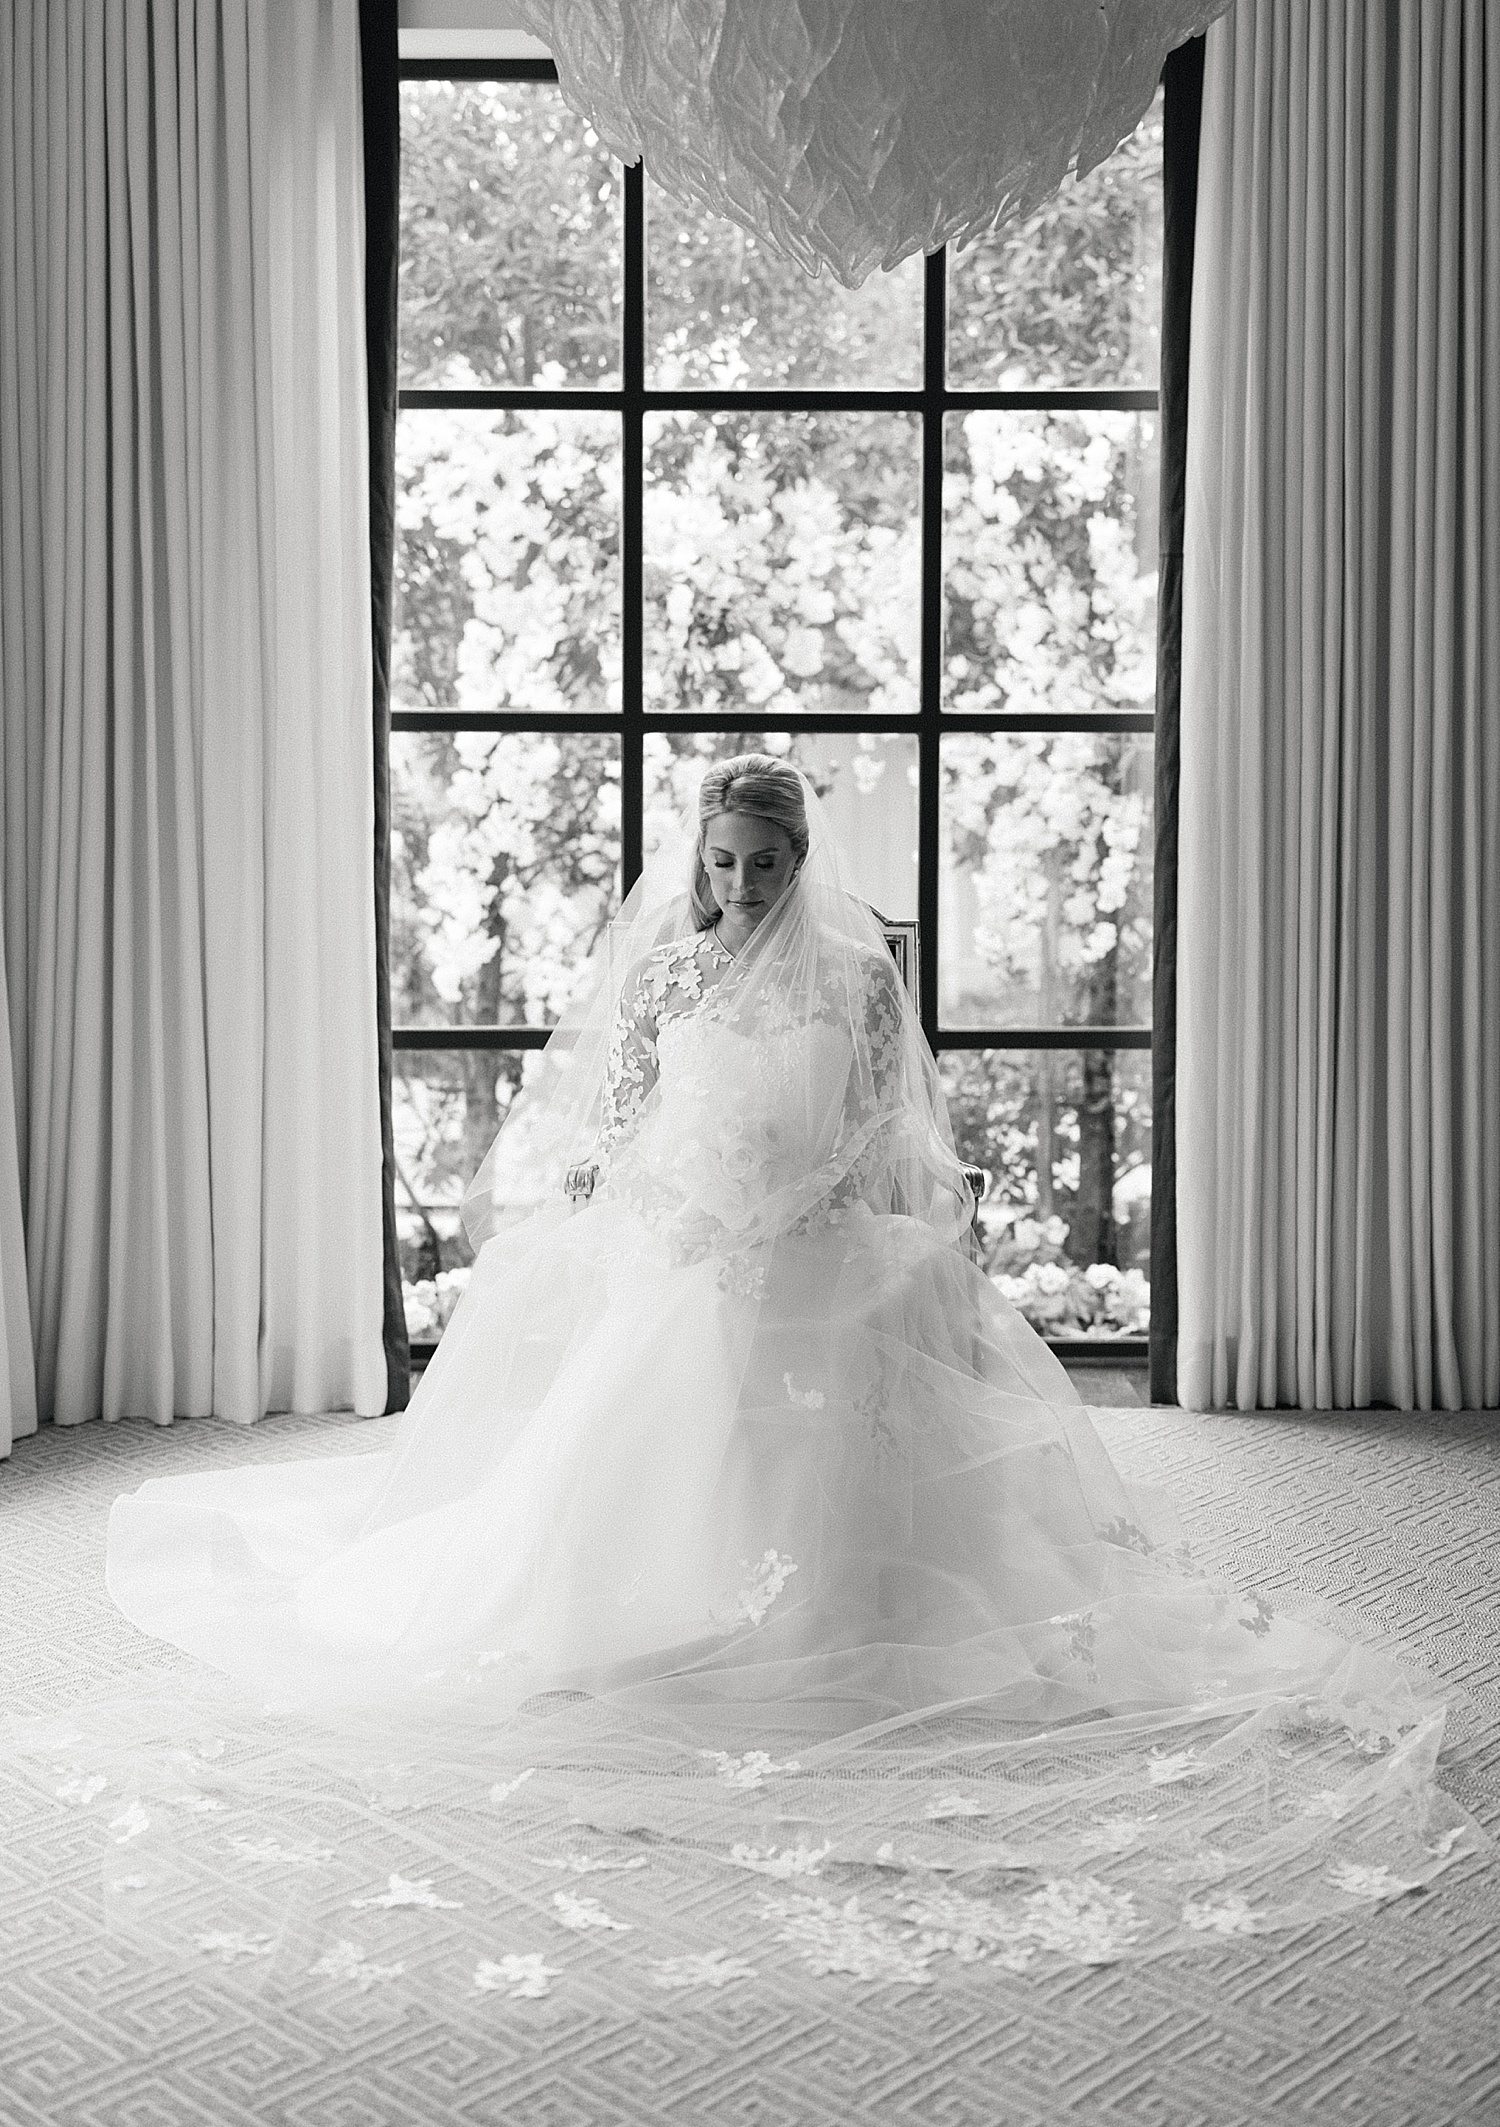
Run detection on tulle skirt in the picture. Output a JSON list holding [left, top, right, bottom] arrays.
[[0, 1208, 1472, 1999], [24, 1199, 1490, 1991]]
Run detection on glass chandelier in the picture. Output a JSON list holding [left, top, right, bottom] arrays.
[[507, 0, 1233, 287]]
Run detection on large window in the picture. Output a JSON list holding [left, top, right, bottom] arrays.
[[394, 57, 1161, 1360]]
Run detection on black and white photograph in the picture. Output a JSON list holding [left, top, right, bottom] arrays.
[[1, 2, 1497, 2121]]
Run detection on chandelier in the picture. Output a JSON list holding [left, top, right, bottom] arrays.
[[506, 0, 1234, 287]]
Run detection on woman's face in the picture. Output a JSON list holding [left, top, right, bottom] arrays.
[[702, 810, 801, 932]]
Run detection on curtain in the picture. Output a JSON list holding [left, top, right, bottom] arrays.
[[358, 0, 411, 1414], [1148, 35, 1207, 1409], [0, 930, 34, 1450], [1178, 0, 1500, 1411], [0, 0, 388, 1450]]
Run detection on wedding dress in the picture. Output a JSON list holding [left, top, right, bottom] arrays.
[[14, 773, 1488, 1998]]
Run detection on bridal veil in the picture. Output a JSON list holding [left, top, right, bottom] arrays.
[[7, 763, 1488, 1991]]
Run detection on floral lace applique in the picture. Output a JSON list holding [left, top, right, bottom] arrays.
[[773, 1877, 1143, 1982], [1086, 1814, 1156, 1854], [650, 1949, 759, 1989], [1146, 1747, 1205, 1786], [358, 1763, 427, 1812], [55, 1771, 107, 1806], [350, 1874, 461, 1911], [1326, 1860, 1425, 1901], [711, 1549, 798, 1630], [853, 1358, 905, 1459], [110, 1802, 149, 1844], [1299, 1789, 1353, 1823], [783, 1372, 826, 1410], [729, 1840, 832, 1879], [698, 1748, 801, 1790], [765, 1893, 936, 1987], [490, 1769, 536, 1805], [552, 1891, 633, 1933], [311, 1940, 405, 1991], [1017, 1878, 1142, 1964], [1098, 1517, 1155, 1557], [228, 1835, 333, 1868], [717, 1252, 767, 1300], [899, 1887, 1037, 1971], [1055, 1609, 1099, 1677], [475, 1952, 561, 1999], [1182, 1893, 1257, 1936], [596, 933, 739, 1174], [195, 1930, 277, 1962], [1342, 1708, 1404, 1756], [923, 1792, 989, 1821], [1239, 1592, 1276, 1637], [1285, 1696, 1347, 1737], [532, 1851, 650, 1876]]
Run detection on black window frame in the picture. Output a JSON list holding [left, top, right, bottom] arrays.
[[395, 53, 1156, 1365]]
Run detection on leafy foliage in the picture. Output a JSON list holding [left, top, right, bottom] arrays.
[[393, 80, 1161, 1341]]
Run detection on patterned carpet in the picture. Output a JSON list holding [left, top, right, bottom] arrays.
[[1, 1373, 1497, 2127]]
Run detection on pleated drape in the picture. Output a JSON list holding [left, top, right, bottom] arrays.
[[1178, 0, 1500, 1411], [0, 0, 388, 1448]]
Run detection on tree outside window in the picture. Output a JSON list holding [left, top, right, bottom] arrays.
[[393, 63, 1160, 1356]]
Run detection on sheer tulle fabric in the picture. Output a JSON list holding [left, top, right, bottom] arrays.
[[27, 774, 1490, 1994]]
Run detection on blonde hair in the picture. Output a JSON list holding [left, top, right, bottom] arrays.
[[689, 753, 810, 929]]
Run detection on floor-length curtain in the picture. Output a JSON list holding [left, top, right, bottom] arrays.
[[1148, 36, 1207, 1409], [1178, 0, 1500, 1411], [358, 0, 410, 1415], [0, 919, 35, 1453], [0, 0, 388, 1446]]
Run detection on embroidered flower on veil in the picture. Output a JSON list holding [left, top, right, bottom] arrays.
[[1181, 1893, 1258, 1937], [350, 1874, 462, 1911], [310, 1941, 405, 1991], [698, 1749, 802, 1790], [474, 1952, 561, 1999], [711, 1550, 799, 1631], [194, 1929, 277, 1962], [649, 1949, 759, 1990]]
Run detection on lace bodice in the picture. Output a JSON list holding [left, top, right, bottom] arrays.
[[592, 924, 906, 1249]]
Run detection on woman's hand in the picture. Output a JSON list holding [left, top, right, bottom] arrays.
[[565, 1159, 600, 1204]]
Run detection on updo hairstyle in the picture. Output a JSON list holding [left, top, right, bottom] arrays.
[[689, 753, 810, 929]]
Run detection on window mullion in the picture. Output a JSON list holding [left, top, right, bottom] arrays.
[[917, 250, 946, 1044], [621, 161, 646, 895]]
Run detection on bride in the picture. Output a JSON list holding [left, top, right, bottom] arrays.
[[90, 754, 1485, 1977]]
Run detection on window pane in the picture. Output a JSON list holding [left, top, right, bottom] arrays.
[[945, 89, 1163, 391], [394, 410, 620, 714], [644, 412, 920, 718], [940, 733, 1152, 1030], [943, 410, 1158, 717], [399, 81, 622, 389], [646, 182, 922, 388], [940, 1048, 1151, 1338], [392, 732, 620, 1029], [397, 1050, 526, 1336], [644, 731, 918, 919]]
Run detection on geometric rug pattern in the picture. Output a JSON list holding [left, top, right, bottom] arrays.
[[2, 1375, 1497, 2127]]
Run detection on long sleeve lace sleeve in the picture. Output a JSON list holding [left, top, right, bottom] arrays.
[[596, 969, 659, 1169], [791, 949, 906, 1233], [863, 948, 905, 1113], [846, 948, 905, 1195]]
